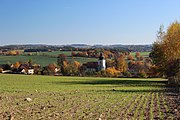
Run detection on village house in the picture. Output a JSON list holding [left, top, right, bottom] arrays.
[[55, 67, 60, 73], [18, 64, 40, 75], [0, 64, 12, 73], [83, 62, 99, 73], [18, 64, 34, 74]]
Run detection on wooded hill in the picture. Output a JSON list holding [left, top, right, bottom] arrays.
[[0, 44, 152, 52]]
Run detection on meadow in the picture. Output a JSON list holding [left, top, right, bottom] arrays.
[[131, 52, 150, 58], [0, 51, 149, 67], [0, 51, 97, 67], [0, 74, 178, 119]]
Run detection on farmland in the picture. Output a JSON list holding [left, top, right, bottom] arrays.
[[0, 74, 179, 119], [0, 51, 149, 67], [131, 52, 150, 58], [0, 51, 97, 67]]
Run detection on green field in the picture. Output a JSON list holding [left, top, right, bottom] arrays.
[[131, 52, 150, 57], [0, 74, 176, 119], [23, 51, 73, 56], [0, 55, 96, 67], [0, 55, 57, 67], [0, 51, 149, 67]]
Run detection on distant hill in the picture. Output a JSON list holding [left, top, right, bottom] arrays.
[[91, 44, 152, 52], [67, 44, 91, 48], [0, 44, 152, 52]]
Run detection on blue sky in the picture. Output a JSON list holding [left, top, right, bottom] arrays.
[[0, 0, 180, 45]]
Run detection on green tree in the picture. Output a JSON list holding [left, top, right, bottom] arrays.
[[57, 54, 67, 74]]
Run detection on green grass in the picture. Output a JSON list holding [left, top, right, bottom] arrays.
[[40, 51, 72, 56], [0, 74, 175, 119], [23, 51, 73, 56], [0, 55, 96, 67], [0, 55, 57, 67], [131, 52, 150, 57], [0, 74, 165, 92], [0, 51, 150, 67]]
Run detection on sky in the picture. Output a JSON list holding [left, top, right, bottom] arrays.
[[0, 0, 180, 46]]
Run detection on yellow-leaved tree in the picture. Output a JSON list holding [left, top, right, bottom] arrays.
[[150, 21, 180, 83], [115, 54, 127, 73], [164, 22, 180, 61]]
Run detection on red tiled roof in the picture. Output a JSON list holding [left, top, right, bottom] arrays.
[[83, 62, 98, 69]]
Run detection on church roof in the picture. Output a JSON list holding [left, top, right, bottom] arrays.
[[83, 62, 98, 69], [99, 53, 104, 60]]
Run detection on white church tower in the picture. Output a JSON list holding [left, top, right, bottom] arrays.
[[98, 53, 106, 71]]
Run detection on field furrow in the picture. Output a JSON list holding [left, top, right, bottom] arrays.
[[0, 74, 179, 119]]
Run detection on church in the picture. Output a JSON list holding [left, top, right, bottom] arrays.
[[98, 53, 106, 71], [82, 53, 106, 72]]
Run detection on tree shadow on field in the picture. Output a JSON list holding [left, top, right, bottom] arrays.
[[92, 89, 166, 93], [53, 79, 168, 87]]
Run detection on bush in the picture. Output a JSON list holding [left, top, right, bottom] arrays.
[[137, 70, 147, 78], [123, 71, 132, 78], [0, 68, 3, 73], [104, 67, 120, 77]]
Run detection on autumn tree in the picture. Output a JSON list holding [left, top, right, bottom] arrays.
[[164, 22, 180, 61], [48, 63, 56, 72], [71, 51, 76, 57], [72, 60, 81, 75], [79, 65, 87, 76], [150, 41, 165, 76], [57, 54, 67, 66], [135, 52, 141, 60], [63, 61, 81, 76], [13, 62, 20, 69], [57, 54, 67, 73], [73, 61, 81, 69], [127, 54, 134, 60], [8, 51, 17, 56], [150, 21, 180, 80], [105, 67, 120, 77], [115, 54, 127, 73], [106, 59, 115, 68], [0, 68, 3, 73], [28, 59, 32, 66], [103, 50, 113, 59], [144, 58, 152, 68]]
